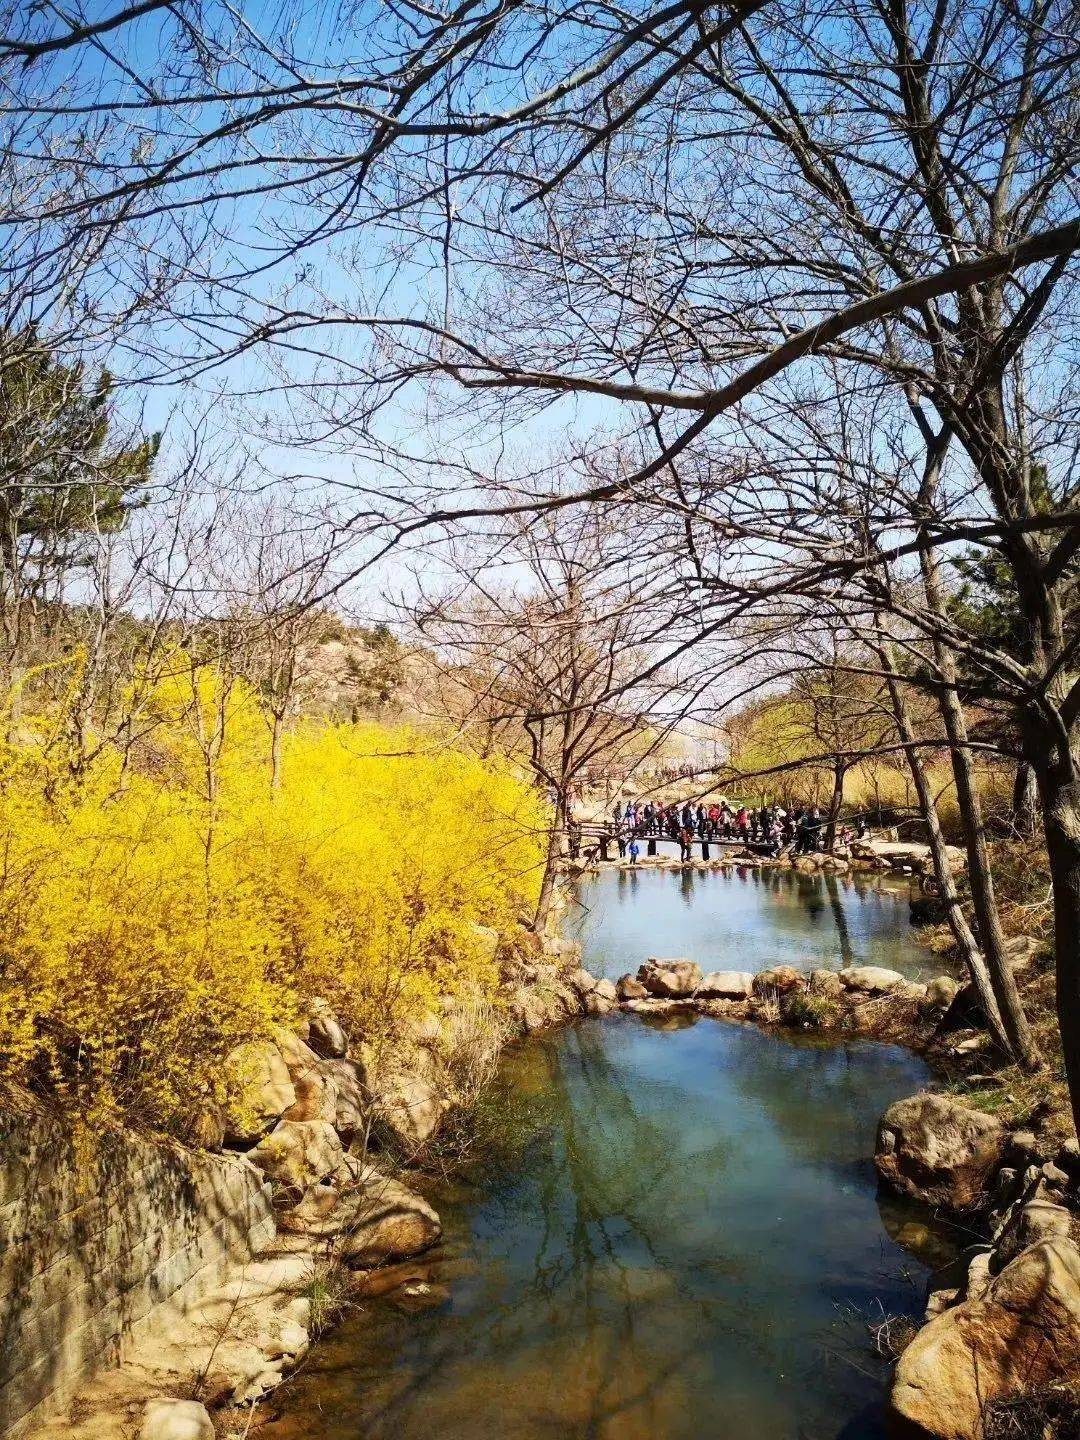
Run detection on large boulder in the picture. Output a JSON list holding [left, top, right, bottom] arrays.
[[753, 966, 803, 996], [248, 1119, 345, 1201], [567, 968, 599, 997], [616, 974, 649, 1001], [357, 1044, 446, 1151], [924, 975, 960, 1011], [319, 1057, 367, 1141], [888, 1239, 1080, 1440], [637, 959, 702, 997], [840, 965, 907, 994], [584, 978, 618, 1015], [876, 1094, 1006, 1211], [697, 971, 753, 1000], [222, 1042, 296, 1145], [278, 1165, 441, 1270], [340, 1163, 442, 1267], [276, 1032, 339, 1126], [139, 1400, 215, 1440], [808, 969, 844, 999]]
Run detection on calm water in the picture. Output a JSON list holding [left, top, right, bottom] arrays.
[[570, 865, 936, 981], [265, 875, 953, 1440]]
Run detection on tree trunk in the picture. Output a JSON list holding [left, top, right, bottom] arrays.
[[1029, 739, 1080, 1138], [270, 712, 283, 790], [880, 657, 1012, 1055], [935, 679, 1041, 1069], [535, 792, 568, 929], [1013, 760, 1039, 839], [824, 762, 845, 850], [916, 521, 1040, 1070]]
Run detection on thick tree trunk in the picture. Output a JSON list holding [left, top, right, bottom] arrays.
[[1031, 746, 1080, 1138], [824, 762, 845, 850], [881, 661, 1012, 1055]]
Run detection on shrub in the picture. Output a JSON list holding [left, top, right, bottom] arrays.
[[781, 989, 837, 1029], [0, 667, 545, 1136]]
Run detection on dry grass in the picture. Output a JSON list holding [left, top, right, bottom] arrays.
[[946, 950, 1074, 1147], [983, 1385, 1080, 1440], [303, 1257, 354, 1339], [869, 1312, 921, 1362]]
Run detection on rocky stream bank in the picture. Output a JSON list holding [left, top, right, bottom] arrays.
[[22, 862, 1080, 1440], [546, 945, 1080, 1440], [19, 906, 586, 1440]]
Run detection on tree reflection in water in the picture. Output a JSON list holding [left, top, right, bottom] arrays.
[[569, 867, 936, 984], [262, 1015, 957, 1440]]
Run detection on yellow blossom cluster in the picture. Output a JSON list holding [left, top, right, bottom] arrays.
[[0, 665, 545, 1136]]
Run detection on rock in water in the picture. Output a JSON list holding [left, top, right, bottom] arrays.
[[616, 974, 649, 1000], [875, 1094, 1005, 1211], [752, 966, 802, 995], [336, 1163, 442, 1266], [139, 1400, 215, 1440], [839, 965, 907, 993], [696, 971, 753, 1000], [567, 968, 599, 996], [637, 959, 702, 997], [889, 1239, 1080, 1440]]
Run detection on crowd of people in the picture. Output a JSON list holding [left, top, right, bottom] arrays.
[[608, 799, 868, 863]]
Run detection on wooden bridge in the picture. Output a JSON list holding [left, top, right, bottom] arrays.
[[569, 822, 782, 862]]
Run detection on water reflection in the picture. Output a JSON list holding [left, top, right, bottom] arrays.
[[570, 867, 935, 981], [264, 1017, 956, 1440]]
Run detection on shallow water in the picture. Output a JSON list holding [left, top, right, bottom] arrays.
[[570, 865, 937, 981], [264, 874, 955, 1440]]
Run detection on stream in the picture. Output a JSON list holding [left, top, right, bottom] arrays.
[[264, 868, 958, 1440]]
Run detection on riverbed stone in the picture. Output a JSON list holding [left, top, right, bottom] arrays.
[[567, 968, 599, 996], [696, 971, 753, 1000], [338, 1163, 442, 1267], [875, 1093, 1006, 1211], [752, 966, 802, 995], [248, 1119, 345, 1200], [888, 1238, 1080, 1440], [139, 1400, 215, 1440], [923, 975, 960, 1010], [616, 974, 649, 1000], [808, 969, 844, 998], [638, 959, 702, 997], [840, 965, 907, 994], [222, 1041, 297, 1145]]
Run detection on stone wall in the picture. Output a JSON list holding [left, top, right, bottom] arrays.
[[0, 1105, 274, 1439]]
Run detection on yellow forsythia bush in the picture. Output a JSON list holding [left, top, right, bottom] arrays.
[[0, 667, 546, 1136]]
